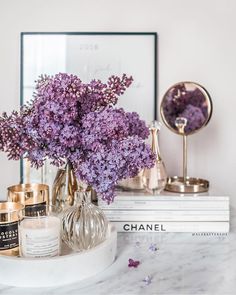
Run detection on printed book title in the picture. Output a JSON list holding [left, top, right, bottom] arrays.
[[123, 223, 166, 232]]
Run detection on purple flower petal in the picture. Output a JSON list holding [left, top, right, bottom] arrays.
[[149, 243, 158, 252], [128, 258, 140, 268], [143, 275, 152, 285]]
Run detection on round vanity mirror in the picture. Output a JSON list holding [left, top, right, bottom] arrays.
[[160, 81, 213, 193], [161, 82, 212, 136]]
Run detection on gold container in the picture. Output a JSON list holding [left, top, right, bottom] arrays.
[[8, 183, 49, 217], [0, 202, 24, 256], [117, 171, 145, 191], [165, 176, 209, 193]]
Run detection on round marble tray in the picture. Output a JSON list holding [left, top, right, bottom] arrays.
[[0, 224, 117, 288]]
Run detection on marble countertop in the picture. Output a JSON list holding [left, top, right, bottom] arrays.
[[0, 212, 235, 295]]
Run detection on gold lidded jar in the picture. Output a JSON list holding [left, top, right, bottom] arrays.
[[0, 201, 24, 256], [7, 183, 49, 217]]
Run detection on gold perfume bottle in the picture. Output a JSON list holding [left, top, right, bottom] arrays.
[[142, 121, 167, 194]]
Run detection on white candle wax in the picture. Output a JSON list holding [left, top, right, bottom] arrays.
[[19, 216, 61, 258]]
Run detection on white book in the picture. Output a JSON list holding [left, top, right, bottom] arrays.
[[99, 200, 229, 211], [112, 221, 230, 233], [99, 192, 230, 210], [104, 210, 229, 222], [111, 195, 229, 201], [111, 190, 229, 202]]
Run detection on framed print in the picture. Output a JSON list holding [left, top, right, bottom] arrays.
[[20, 32, 157, 185]]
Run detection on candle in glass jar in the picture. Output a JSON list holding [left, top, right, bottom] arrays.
[[19, 215, 61, 258]]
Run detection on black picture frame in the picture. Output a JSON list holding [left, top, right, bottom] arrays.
[[20, 32, 158, 183]]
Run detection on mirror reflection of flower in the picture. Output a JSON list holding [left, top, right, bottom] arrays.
[[0, 73, 155, 203], [163, 83, 208, 134]]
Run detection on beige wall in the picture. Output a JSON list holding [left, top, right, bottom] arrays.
[[0, 0, 235, 202]]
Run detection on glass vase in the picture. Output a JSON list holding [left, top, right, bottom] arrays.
[[51, 162, 78, 210], [61, 189, 108, 251], [143, 121, 167, 193]]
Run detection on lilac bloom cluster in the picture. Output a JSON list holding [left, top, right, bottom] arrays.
[[0, 73, 155, 202], [75, 136, 154, 203], [162, 83, 208, 134]]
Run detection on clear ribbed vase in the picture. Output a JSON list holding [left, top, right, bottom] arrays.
[[61, 189, 108, 251]]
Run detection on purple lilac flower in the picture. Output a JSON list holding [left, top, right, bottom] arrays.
[[128, 258, 140, 268], [125, 112, 150, 139], [80, 107, 149, 152], [74, 136, 155, 202], [0, 73, 154, 202], [179, 104, 206, 133]]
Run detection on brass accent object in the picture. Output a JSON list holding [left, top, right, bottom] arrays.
[[166, 177, 209, 193], [8, 183, 49, 216], [117, 171, 145, 191], [0, 202, 24, 256], [52, 162, 78, 210], [160, 81, 212, 193]]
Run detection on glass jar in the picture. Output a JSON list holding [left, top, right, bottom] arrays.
[[19, 205, 61, 258]]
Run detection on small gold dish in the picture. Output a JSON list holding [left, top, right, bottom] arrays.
[[0, 202, 24, 256], [165, 176, 209, 193], [8, 183, 49, 217]]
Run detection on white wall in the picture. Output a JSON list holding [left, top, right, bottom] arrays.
[[0, 0, 235, 202]]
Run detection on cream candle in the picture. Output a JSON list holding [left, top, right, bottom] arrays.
[[19, 214, 61, 258]]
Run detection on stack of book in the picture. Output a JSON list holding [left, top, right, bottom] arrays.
[[98, 191, 230, 233]]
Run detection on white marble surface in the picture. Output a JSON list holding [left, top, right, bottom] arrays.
[[0, 210, 235, 295]]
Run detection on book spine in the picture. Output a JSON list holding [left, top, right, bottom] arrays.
[[112, 221, 230, 233], [105, 212, 229, 221], [101, 196, 229, 201], [99, 201, 229, 211]]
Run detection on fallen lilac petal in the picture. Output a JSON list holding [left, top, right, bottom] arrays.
[[143, 275, 153, 285], [128, 258, 140, 268], [149, 243, 158, 252]]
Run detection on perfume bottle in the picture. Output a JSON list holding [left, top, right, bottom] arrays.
[[143, 121, 167, 194]]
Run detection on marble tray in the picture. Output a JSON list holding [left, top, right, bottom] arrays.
[[0, 224, 117, 288]]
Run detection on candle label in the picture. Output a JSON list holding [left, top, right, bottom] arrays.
[[21, 229, 60, 258], [25, 201, 47, 217], [0, 221, 18, 250]]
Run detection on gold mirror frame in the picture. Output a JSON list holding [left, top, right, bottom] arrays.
[[160, 81, 213, 136], [160, 81, 213, 193]]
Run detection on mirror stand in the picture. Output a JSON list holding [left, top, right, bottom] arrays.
[[160, 82, 212, 194], [165, 117, 209, 193]]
